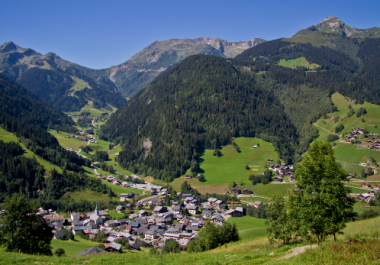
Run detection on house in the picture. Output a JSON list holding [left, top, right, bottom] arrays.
[[70, 212, 80, 222], [129, 242, 141, 250], [186, 205, 198, 215], [116, 205, 125, 211], [185, 174, 192, 179], [207, 198, 218, 206], [105, 220, 120, 228], [211, 215, 224, 225], [144, 230, 157, 240], [173, 205, 182, 214], [253, 201, 262, 208], [105, 242, 122, 252], [47, 215, 65, 224], [272, 176, 283, 182], [72, 226, 92, 235], [153, 206, 167, 214], [112, 180, 121, 186], [164, 233, 180, 239], [374, 184, 380, 190], [137, 210, 148, 218], [242, 188, 253, 195], [230, 187, 241, 194], [225, 209, 242, 218], [75, 247, 107, 257], [362, 183, 372, 188], [54, 230, 65, 240]]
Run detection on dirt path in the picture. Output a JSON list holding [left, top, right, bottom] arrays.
[[277, 245, 318, 261]]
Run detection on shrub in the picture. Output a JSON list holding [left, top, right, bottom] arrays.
[[54, 248, 65, 257], [327, 134, 339, 142]]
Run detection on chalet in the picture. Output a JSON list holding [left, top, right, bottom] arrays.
[[105, 242, 122, 252], [231, 187, 241, 194], [225, 209, 242, 218], [153, 206, 167, 214], [105, 220, 120, 228], [185, 174, 192, 179], [139, 210, 149, 217], [164, 233, 180, 240], [183, 197, 195, 205], [75, 247, 107, 257], [112, 180, 121, 186], [185, 225, 199, 233], [210, 215, 224, 225], [374, 184, 380, 190], [362, 183, 372, 188], [129, 242, 141, 250], [235, 207, 245, 216], [116, 205, 125, 211], [72, 226, 92, 235], [253, 201, 262, 208], [173, 205, 182, 214], [186, 205, 198, 215], [144, 230, 157, 240], [207, 198, 218, 206], [106, 175, 115, 182], [242, 188, 253, 195], [272, 176, 283, 182], [46, 215, 65, 224], [179, 233, 192, 239]]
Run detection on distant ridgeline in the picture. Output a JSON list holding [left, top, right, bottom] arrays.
[[99, 55, 298, 181], [0, 42, 126, 112]]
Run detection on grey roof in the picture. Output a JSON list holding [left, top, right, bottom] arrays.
[[75, 247, 107, 257], [72, 226, 92, 231], [254, 201, 262, 205]]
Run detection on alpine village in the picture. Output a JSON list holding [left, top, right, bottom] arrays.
[[1, 13, 380, 265]]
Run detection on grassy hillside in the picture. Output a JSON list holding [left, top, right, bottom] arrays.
[[1, 216, 380, 264], [277, 57, 319, 69], [226, 216, 267, 241], [48, 130, 87, 151], [0, 127, 63, 173], [313, 93, 380, 176]]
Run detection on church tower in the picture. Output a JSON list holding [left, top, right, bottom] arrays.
[[95, 203, 99, 216]]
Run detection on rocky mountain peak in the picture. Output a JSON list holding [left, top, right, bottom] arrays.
[[0, 41, 18, 53]]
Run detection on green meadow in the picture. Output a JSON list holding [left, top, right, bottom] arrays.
[[277, 57, 319, 69], [61, 189, 115, 203], [69, 76, 88, 92], [226, 216, 267, 241], [197, 137, 281, 186], [48, 130, 87, 151], [51, 237, 100, 256]]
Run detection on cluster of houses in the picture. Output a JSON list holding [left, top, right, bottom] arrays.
[[355, 183, 380, 203], [268, 163, 294, 182], [44, 191, 255, 252]]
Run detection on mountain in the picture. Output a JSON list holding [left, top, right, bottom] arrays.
[[99, 55, 297, 181], [0, 73, 75, 144], [107, 37, 266, 97], [0, 37, 265, 103], [0, 42, 126, 112], [295, 16, 380, 38]]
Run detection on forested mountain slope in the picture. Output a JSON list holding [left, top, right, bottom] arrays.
[[0, 42, 126, 112], [99, 55, 297, 181]]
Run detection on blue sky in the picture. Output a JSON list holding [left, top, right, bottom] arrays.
[[1, 0, 379, 69]]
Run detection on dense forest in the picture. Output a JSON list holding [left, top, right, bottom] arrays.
[[100, 55, 297, 181], [0, 140, 114, 209]]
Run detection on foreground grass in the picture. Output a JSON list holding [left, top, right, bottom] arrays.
[[1, 217, 380, 264]]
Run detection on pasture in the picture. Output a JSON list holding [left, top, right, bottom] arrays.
[[61, 189, 114, 203], [226, 216, 267, 241], [196, 137, 281, 186], [51, 237, 99, 256], [48, 130, 86, 151], [277, 57, 319, 69]]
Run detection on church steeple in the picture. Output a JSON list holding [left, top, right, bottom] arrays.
[[95, 203, 99, 216]]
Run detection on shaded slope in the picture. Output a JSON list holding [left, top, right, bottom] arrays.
[[99, 55, 297, 181]]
